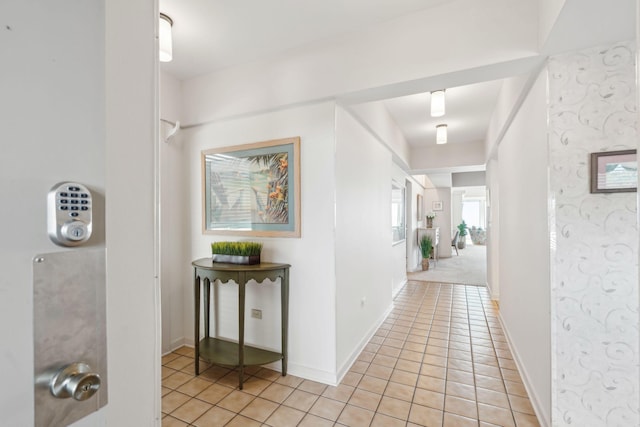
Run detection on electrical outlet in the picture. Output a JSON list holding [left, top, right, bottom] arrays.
[[251, 309, 262, 319]]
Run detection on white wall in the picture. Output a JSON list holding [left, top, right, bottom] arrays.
[[347, 102, 411, 167], [160, 71, 188, 354], [182, 101, 338, 384], [452, 171, 486, 187], [335, 107, 394, 378], [451, 190, 463, 238], [346, 98, 415, 289], [541, 0, 635, 55], [496, 71, 551, 425], [485, 157, 500, 299], [180, 0, 537, 126], [410, 140, 486, 173], [484, 61, 535, 304], [538, 0, 567, 48], [485, 73, 534, 159], [548, 42, 639, 427]]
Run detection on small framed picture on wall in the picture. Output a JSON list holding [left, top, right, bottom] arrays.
[[590, 149, 637, 193], [432, 201, 443, 211]]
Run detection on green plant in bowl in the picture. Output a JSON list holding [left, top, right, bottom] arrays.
[[211, 241, 263, 264], [211, 241, 263, 256]]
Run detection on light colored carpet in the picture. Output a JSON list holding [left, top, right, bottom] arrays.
[[408, 243, 487, 286]]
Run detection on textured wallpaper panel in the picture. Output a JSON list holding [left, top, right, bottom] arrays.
[[548, 42, 639, 427]]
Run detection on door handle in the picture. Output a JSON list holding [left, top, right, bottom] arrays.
[[49, 362, 101, 401]]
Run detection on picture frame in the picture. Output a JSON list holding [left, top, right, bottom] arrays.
[[416, 194, 423, 220], [590, 149, 637, 193], [202, 137, 301, 237], [432, 200, 443, 211]]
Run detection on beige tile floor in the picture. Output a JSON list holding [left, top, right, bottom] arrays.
[[162, 281, 540, 426]]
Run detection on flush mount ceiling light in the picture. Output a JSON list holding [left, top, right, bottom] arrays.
[[431, 89, 446, 117], [436, 124, 448, 144], [159, 13, 173, 62]]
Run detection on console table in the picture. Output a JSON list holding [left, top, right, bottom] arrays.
[[192, 258, 290, 389]]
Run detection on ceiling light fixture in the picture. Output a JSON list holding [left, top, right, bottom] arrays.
[[159, 13, 173, 62], [431, 89, 446, 117], [436, 124, 448, 144]]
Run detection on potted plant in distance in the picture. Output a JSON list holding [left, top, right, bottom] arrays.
[[418, 234, 433, 270], [457, 220, 468, 249], [211, 241, 263, 265], [425, 211, 436, 228]]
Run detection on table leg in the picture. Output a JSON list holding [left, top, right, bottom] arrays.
[[238, 273, 246, 389], [213, 280, 219, 338], [204, 278, 210, 339], [281, 269, 289, 376], [194, 274, 201, 376]]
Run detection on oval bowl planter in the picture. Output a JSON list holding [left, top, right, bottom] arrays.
[[212, 254, 261, 265]]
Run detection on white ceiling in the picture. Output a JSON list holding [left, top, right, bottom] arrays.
[[158, 1, 635, 154], [160, 0, 454, 81], [159, 0, 501, 151], [382, 80, 504, 147]]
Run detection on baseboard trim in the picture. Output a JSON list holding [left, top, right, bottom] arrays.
[[335, 301, 394, 385], [161, 338, 190, 356], [259, 360, 337, 385], [173, 337, 189, 351], [486, 283, 499, 301], [393, 279, 407, 298], [497, 313, 550, 427], [281, 363, 338, 386]]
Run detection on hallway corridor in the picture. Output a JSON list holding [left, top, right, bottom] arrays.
[[408, 244, 487, 286], [162, 282, 539, 426]]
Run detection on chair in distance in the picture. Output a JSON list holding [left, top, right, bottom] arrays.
[[451, 230, 459, 256]]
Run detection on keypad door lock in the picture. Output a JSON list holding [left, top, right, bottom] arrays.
[[49, 362, 101, 401], [47, 182, 93, 246]]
